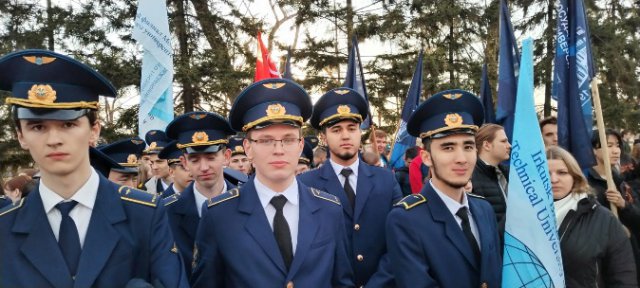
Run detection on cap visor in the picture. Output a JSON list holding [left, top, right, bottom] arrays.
[[15, 107, 89, 120]]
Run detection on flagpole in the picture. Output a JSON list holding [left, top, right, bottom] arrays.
[[591, 76, 618, 217]]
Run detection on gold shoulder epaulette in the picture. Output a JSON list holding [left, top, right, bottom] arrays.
[[467, 193, 485, 199], [207, 188, 239, 207], [0, 198, 25, 216], [394, 194, 427, 210], [163, 193, 180, 206], [118, 186, 158, 207], [310, 188, 341, 205]]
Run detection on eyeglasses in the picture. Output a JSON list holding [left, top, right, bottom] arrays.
[[248, 137, 301, 148]]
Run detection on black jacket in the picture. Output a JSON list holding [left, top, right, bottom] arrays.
[[471, 160, 508, 224], [394, 167, 412, 197], [587, 169, 640, 235], [559, 196, 637, 288]]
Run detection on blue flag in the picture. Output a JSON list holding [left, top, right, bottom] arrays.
[[283, 49, 293, 80], [496, 0, 520, 141], [480, 63, 496, 124], [502, 38, 565, 288], [133, 0, 174, 138], [343, 36, 372, 129], [553, 0, 596, 169], [389, 51, 423, 169]]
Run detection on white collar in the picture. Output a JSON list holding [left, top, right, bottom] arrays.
[[329, 158, 359, 178], [255, 177, 299, 209], [40, 168, 99, 213], [430, 180, 470, 215]]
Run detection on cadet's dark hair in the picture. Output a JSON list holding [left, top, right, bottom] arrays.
[[12, 109, 99, 132], [539, 116, 557, 131], [404, 146, 419, 160], [591, 129, 623, 150]]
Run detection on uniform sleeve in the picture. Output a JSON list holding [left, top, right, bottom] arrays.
[[191, 208, 224, 288], [332, 206, 356, 287], [150, 201, 189, 288], [603, 214, 637, 287], [386, 209, 439, 288]]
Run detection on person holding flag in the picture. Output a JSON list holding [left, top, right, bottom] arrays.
[[386, 90, 501, 287]]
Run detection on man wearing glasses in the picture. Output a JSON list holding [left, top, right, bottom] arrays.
[[192, 78, 354, 287]]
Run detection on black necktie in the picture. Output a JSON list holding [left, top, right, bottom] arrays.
[[340, 168, 356, 209], [270, 195, 293, 270], [456, 207, 481, 263], [56, 201, 81, 276]]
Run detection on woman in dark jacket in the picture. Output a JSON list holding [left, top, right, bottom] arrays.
[[548, 146, 637, 287]]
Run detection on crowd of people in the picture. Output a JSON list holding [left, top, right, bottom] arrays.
[[1, 49, 639, 287]]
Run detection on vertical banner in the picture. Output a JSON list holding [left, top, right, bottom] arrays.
[[480, 63, 496, 124], [502, 38, 565, 288], [389, 51, 423, 169], [496, 0, 520, 141], [133, 0, 174, 138], [343, 36, 372, 129], [553, 0, 596, 169]]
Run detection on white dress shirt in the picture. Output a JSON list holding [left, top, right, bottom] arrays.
[[255, 177, 299, 254], [329, 158, 360, 194], [194, 181, 227, 218], [430, 181, 481, 249], [40, 168, 99, 248]]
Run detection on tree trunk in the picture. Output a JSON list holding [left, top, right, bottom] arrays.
[[173, 0, 194, 112], [46, 0, 54, 50]]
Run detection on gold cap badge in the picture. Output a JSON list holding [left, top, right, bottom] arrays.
[[149, 142, 157, 149], [234, 146, 244, 153], [444, 113, 463, 127], [27, 84, 57, 103], [266, 103, 286, 117], [337, 105, 351, 114], [334, 89, 350, 95], [192, 131, 209, 143], [127, 154, 138, 164]]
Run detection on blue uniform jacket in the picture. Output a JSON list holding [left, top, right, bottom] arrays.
[[191, 178, 354, 287], [298, 159, 402, 287], [0, 174, 188, 288], [386, 183, 502, 287], [163, 180, 235, 281]]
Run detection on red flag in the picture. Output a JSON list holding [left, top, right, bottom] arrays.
[[254, 32, 281, 82]]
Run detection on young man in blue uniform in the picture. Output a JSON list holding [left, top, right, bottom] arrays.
[[227, 135, 252, 175], [298, 87, 402, 287], [144, 130, 173, 194], [386, 90, 502, 287], [158, 140, 193, 197], [162, 111, 236, 281], [95, 137, 146, 188], [192, 78, 354, 287], [0, 49, 187, 287]]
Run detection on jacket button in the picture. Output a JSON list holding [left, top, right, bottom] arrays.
[[480, 282, 487, 288], [357, 254, 364, 262], [286, 281, 294, 288], [354, 224, 360, 231]]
